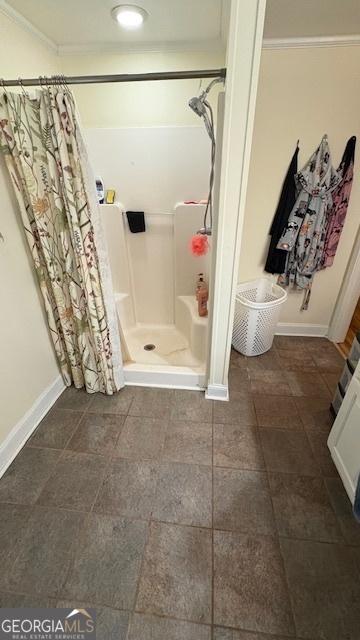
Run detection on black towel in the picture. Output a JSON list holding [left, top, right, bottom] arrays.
[[264, 144, 299, 274], [126, 211, 146, 233]]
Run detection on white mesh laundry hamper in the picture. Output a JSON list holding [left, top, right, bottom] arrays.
[[232, 278, 287, 356]]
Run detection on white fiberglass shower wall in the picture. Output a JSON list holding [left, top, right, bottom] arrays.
[[85, 95, 224, 388]]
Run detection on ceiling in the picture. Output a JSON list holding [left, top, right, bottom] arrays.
[[1, 0, 360, 54], [1, 0, 230, 53]]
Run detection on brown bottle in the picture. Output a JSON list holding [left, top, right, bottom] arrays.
[[198, 278, 208, 317]]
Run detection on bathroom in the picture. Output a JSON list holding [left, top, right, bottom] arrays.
[[0, 1, 360, 638]]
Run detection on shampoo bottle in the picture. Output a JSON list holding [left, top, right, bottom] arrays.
[[198, 278, 208, 317]]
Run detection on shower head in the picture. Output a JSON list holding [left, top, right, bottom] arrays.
[[188, 76, 224, 118], [188, 96, 207, 118]]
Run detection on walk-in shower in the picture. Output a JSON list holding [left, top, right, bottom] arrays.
[[89, 82, 225, 390]]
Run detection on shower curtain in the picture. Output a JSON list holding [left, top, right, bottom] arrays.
[[0, 86, 123, 394]]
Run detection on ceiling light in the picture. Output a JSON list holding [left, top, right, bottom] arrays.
[[111, 4, 148, 30]]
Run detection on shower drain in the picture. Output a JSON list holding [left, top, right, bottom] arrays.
[[144, 343, 156, 351]]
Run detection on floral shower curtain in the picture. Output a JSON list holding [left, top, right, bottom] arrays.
[[0, 86, 123, 394]]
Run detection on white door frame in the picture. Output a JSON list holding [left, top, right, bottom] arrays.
[[328, 228, 360, 343], [206, 0, 266, 400]]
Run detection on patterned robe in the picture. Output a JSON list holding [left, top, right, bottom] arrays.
[[277, 136, 341, 310], [321, 136, 356, 268]]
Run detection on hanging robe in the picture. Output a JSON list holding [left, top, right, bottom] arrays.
[[264, 143, 299, 274], [277, 135, 341, 310], [321, 135, 356, 269]]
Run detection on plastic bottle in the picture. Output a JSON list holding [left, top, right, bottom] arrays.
[[196, 273, 204, 300], [198, 279, 208, 317]]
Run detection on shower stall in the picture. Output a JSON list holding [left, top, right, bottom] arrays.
[[91, 91, 225, 390]]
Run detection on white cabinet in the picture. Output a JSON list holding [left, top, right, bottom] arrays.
[[328, 361, 360, 503]]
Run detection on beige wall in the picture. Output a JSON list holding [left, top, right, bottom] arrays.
[[61, 50, 225, 127], [0, 12, 60, 445], [240, 45, 360, 328]]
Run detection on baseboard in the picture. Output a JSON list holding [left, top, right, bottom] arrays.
[[275, 323, 328, 337], [0, 375, 65, 479], [206, 383, 229, 401]]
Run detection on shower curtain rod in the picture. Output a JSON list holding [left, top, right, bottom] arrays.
[[1, 68, 226, 87]]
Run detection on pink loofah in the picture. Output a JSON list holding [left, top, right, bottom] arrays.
[[190, 234, 209, 256]]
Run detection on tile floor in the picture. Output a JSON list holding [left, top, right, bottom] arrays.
[[0, 337, 360, 639]]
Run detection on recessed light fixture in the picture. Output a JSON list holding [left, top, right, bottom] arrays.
[[111, 4, 148, 30]]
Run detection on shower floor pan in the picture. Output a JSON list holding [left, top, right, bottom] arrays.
[[116, 294, 208, 390]]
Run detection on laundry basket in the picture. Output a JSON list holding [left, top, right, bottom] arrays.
[[232, 278, 287, 356]]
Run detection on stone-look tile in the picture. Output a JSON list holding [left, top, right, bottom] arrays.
[[214, 531, 294, 636], [129, 387, 173, 419], [213, 424, 264, 471], [311, 347, 345, 373], [4, 507, 84, 596], [153, 462, 212, 527], [248, 370, 292, 396], [213, 393, 257, 426], [88, 387, 135, 415], [64, 513, 147, 609], [0, 504, 32, 583], [294, 396, 334, 432], [229, 368, 251, 394], [58, 601, 129, 640], [170, 390, 213, 423], [136, 522, 212, 624], [0, 447, 60, 504], [128, 613, 211, 640], [322, 372, 341, 395], [354, 547, 360, 575], [325, 477, 360, 545], [115, 416, 167, 461], [302, 337, 338, 352], [306, 430, 339, 477], [30, 409, 82, 449], [230, 348, 248, 370], [268, 473, 343, 542], [66, 413, 125, 455], [276, 348, 317, 371], [281, 538, 360, 640], [245, 348, 281, 371], [55, 386, 92, 411], [259, 428, 319, 476], [214, 628, 291, 640], [162, 421, 212, 466], [274, 335, 309, 351], [253, 395, 302, 429], [37, 451, 107, 511], [0, 592, 57, 607], [94, 458, 158, 519], [213, 468, 275, 535], [286, 371, 331, 398]]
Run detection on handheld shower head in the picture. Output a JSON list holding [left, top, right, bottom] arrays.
[[188, 96, 206, 117], [188, 76, 224, 237]]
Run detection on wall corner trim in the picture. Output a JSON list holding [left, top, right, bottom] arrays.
[[0, 375, 65, 479], [206, 383, 229, 401], [275, 322, 328, 337], [0, 0, 58, 54]]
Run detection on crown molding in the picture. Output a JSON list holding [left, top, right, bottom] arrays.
[[0, 0, 58, 53], [58, 38, 225, 57], [263, 34, 360, 50]]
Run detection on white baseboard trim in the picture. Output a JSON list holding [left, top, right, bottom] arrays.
[[206, 383, 229, 401], [0, 375, 65, 479], [275, 323, 328, 337]]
